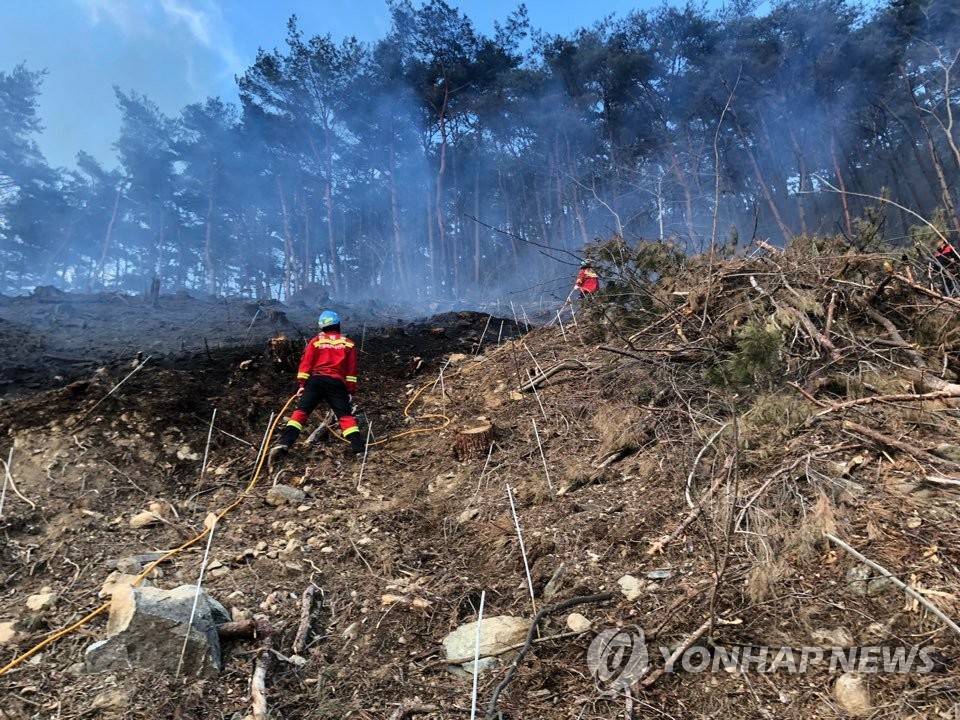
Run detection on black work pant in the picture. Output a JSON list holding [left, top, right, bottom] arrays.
[[278, 375, 356, 447]]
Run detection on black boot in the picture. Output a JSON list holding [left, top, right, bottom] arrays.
[[346, 432, 366, 455], [267, 443, 289, 468]]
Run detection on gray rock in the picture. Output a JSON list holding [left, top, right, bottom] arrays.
[[85, 584, 224, 677], [265, 485, 306, 506], [845, 564, 872, 596], [442, 615, 529, 665]]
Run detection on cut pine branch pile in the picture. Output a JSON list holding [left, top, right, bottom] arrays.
[[502, 239, 960, 713]]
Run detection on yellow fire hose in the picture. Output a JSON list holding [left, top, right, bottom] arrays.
[[0, 375, 453, 677]]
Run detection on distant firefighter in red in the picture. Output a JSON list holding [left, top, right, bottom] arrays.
[[575, 260, 600, 297], [934, 239, 960, 274]]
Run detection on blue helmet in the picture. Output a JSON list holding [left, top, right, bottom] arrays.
[[318, 310, 340, 329]]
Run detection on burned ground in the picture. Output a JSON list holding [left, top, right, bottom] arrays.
[[1, 247, 959, 719]]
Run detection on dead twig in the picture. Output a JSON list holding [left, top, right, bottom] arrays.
[[387, 698, 440, 720], [825, 533, 960, 638], [648, 471, 727, 556], [637, 617, 713, 689], [485, 592, 613, 720], [251, 644, 273, 720], [786, 381, 828, 407], [685, 423, 729, 509], [814, 388, 960, 417], [217, 618, 276, 641], [292, 584, 319, 656], [519, 359, 595, 392], [0, 449, 36, 511], [841, 420, 960, 471]]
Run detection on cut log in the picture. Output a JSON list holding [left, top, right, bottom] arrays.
[[452, 422, 496, 461]]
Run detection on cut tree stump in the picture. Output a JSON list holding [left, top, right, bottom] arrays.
[[268, 336, 301, 372], [452, 422, 496, 460]]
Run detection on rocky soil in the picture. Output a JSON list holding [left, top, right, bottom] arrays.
[[1, 248, 959, 719]]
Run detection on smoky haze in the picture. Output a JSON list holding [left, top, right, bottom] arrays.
[[1, 0, 959, 316]]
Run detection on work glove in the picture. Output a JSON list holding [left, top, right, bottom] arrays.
[[296, 386, 305, 397]]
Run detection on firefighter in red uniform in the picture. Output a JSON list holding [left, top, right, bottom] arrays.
[[575, 260, 600, 297], [269, 310, 365, 464], [934, 239, 960, 274]]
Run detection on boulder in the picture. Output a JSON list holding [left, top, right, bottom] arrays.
[[442, 615, 529, 668], [85, 584, 229, 677]]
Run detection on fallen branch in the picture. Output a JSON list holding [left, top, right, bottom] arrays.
[[598, 345, 704, 362], [922, 474, 960, 489], [841, 420, 960, 471], [814, 388, 960, 417], [825, 533, 960, 639], [557, 448, 636, 496], [637, 617, 713, 689], [780, 299, 843, 362], [387, 698, 440, 720], [893, 272, 960, 309], [750, 276, 840, 361], [858, 304, 960, 398], [648, 471, 727, 555], [755, 239, 780, 255], [484, 592, 613, 720], [292, 585, 319, 656], [520, 359, 594, 392], [786, 381, 828, 407], [251, 643, 274, 720], [824, 291, 837, 339], [217, 618, 276, 641]]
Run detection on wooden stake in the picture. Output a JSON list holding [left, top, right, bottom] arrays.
[[475, 313, 493, 356], [469, 590, 486, 720], [532, 419, 553, 493], [507, 484, 537, 615], [176, 517, 218, 678]]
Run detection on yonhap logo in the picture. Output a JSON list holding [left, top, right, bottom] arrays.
[[586, 626, 649, 690], [586, 625, 940, 686]]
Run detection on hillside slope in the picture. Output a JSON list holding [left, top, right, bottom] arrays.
[[1, 246, 959, 719]]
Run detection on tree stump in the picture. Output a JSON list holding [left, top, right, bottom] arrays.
[[452, 422, 496, 460], [268, 336, 301, 372]]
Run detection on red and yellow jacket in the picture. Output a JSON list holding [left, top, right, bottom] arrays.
[[576, 267, 600, 294], [296, 331, 358, 393]]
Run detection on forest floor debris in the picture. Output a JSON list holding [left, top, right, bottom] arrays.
[[1, 245, 959, 718]]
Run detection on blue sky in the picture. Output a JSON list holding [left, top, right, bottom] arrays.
[[1, 0, 731, 170]]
